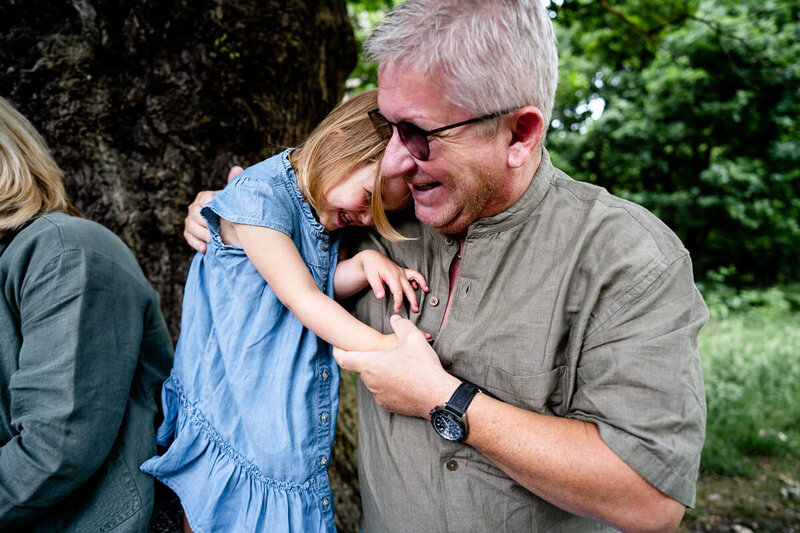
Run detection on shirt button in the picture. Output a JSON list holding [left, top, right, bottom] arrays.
[[322, 498, 330, 507], [429, 296, 440, 307], [322, 283, 327, 292], [446, 459, 459, 471], [320, 457, 328, 467], [320, 413, 329, 423], [322, 370, 329, 380], [322, 242, 330, 250], [444, 237, 454, 245]]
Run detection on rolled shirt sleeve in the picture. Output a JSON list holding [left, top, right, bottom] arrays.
[[0, 247, 148, 526], [568, 253, 708, 507]]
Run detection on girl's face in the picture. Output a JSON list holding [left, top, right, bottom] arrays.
[[317, 162, 411, 231]]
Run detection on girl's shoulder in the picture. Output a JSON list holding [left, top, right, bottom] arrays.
[[234, 150, 296, 191], [202, 150, 305, 238]]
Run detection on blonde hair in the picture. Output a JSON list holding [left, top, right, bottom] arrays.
[[290, 89, 409, 241], [0, 96, 80, 236]]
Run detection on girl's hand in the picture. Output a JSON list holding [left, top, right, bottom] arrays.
[[356, 250, 429, 313]]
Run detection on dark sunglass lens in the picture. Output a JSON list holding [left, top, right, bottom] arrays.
[[397, 122, 430, 161], [369, 112, 393, 144]]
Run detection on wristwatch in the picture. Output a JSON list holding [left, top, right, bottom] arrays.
[[429, 382, 481, 442]]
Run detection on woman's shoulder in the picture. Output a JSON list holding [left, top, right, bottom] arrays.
[[25, 211, 126, 250], [10, 212, 148, 281]]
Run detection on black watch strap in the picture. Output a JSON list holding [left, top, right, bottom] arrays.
[[446, 382, 481, 416]]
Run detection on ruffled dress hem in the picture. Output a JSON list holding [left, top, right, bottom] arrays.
[[140, 376, 335, 533]]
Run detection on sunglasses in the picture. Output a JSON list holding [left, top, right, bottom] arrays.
[[368, 107, 516, 161]]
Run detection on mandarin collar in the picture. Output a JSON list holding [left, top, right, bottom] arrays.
[[462, 148, 554, 237]]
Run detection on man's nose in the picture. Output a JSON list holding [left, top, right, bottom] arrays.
[[380, 128, 417, 179]]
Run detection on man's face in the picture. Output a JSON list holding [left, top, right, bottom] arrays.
[[376, 63, 510, 235]]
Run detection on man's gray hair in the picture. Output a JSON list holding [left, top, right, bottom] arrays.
[[365, 0, 558, 136]]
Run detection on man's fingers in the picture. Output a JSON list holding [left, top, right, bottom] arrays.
[[195, 190, 218, 207], [184, 215, 211, 252], [227, 165, 244, 183], [184, 228, 208, 253], [388, 313, 425, 342], [332, 346, 367, 373]]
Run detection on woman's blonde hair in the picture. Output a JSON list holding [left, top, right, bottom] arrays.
[[290, 89, 409, 241], [0, 96, 80, 235]]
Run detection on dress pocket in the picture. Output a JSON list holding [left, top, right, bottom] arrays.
[[483, 364, 566, 415]]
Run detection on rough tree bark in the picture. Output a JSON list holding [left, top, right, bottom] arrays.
[[1, 0, 362, 530]]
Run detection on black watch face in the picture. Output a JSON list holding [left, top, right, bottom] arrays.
[[431, 410, 465, 442]]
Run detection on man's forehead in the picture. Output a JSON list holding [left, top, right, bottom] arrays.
[[376, 62, 458, 124]]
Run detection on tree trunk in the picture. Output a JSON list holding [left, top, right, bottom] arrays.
[[0, 0, 361, 530]]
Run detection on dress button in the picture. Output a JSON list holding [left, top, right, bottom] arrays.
[[322, 242, 330, 250], [444, 237, 454, 245], [322, 370, 329, 380], [320, 457, 328, 467], [322, 498, 330, 507], [446, 459, 458, 471], [429, 296, 439, 306], [320, 413, 329, 423]]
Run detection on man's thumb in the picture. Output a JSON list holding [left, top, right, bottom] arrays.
[[333, 346, 364, 373]]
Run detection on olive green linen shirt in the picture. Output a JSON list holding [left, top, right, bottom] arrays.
[[0, 212, 173, 532], [348, 151, 708, 532]]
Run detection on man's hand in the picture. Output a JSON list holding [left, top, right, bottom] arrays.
[[183, 165, 242, 252], [333, 314, 461, 418]]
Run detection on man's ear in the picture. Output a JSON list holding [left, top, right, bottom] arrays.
[[507, 106, 544, 169]]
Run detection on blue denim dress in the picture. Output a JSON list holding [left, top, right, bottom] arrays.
[[141, 151, 340, 532]]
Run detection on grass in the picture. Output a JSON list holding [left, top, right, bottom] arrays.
[[698, 284, 800, 477], [679, 284, 800, 532]]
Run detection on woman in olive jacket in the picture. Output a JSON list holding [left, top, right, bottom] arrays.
[[0, 96, 173, 531]]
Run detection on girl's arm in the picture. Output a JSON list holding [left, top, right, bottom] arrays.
[[334, 250, 428, 313], [228, 221, 406, 352]]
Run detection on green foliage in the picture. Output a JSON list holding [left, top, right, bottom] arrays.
[[699, 284, 800, 475], [550, 0, 800, 285], [345, 0, 398, 94]]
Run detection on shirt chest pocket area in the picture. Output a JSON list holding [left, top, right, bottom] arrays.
[[482, 364, 567, 416]]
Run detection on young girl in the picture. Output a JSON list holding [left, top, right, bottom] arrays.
[[140, 90, 425, 533]]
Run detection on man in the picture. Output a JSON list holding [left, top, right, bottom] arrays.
[[186, 1, 707, 531]]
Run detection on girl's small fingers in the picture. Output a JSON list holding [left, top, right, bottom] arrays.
[[405, 270, 429, 292], [399, 277, 419, 312], [365, 270, 386, 300], [387, 279, 406, 312]]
